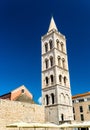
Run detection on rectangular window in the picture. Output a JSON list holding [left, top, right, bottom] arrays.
[[87, 98, 90, 101], [72, 100, 74, 103], [88, 105, 90, 111], [79, 99, 84, 102], [61, 114, 64, 121], [80, 106, 83, 112], [74, 115, 75, 120], [81, 114, 84, 121], [73, 107, 75, 113]]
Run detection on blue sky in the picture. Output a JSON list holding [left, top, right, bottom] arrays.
[[0, 0, 90, 104]]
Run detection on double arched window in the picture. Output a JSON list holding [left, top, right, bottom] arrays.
[[56, 39, 64, 53], [57, 56, 66, 69], [58, 75, 67, 86], [59, 93, 70, 106], [44, 39, 53, 53], [45, 75, 54, 86], [45, 93, 55, 105], [45, 56, 54, 69]]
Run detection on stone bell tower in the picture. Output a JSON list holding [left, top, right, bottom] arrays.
[[41, 17, 73, 124]]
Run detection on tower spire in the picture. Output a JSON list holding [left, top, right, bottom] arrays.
[[48, 16, 58, 32]]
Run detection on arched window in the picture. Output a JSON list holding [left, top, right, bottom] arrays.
[[50, 56, 53, 67], [49, 39, 53, 50], [56, 39, 59, 49], [57, 43, 59, 49], [21, 89, 24, 93], [45, 77, 49, 85], [61, 43, 64, 52], [51, 93, 54, 104], [61, 93, 65, 103], [45, 43, 48, 52], [59, 75, 62, 83], [45, 59, 49, 69], [58, 56, 61, 67], [46, 95, 49, 105], [62, 58, 65, 69], [50, 75, 54, 84], [61, 114, 64, 121], [64, 76, 67, 84], [66, 94, 70, 105]]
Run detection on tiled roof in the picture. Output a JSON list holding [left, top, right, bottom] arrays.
[[72, 92, 90, 99]]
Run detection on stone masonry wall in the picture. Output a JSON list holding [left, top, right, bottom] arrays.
[[0, 99, 45, 130]]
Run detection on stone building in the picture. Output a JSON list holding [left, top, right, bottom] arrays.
[[72, 92, 90, 122], [41, 17, 73, 124], [0, 85, 34, 103]]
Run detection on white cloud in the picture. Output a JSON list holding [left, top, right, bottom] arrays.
[[38, 96, 42, 104]]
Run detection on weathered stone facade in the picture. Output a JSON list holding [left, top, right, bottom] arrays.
[[0, 99, 45, 130]]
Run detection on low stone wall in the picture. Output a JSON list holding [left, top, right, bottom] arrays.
[[0, 99, 45, 130]]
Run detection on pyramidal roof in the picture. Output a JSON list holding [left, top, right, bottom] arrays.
[[48, 17, 58, 32]]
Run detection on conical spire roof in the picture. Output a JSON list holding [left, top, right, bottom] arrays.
[[48, 17, 58, 32]]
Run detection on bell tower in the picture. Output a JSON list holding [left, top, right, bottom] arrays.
[[41, 17, 73, 124]]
